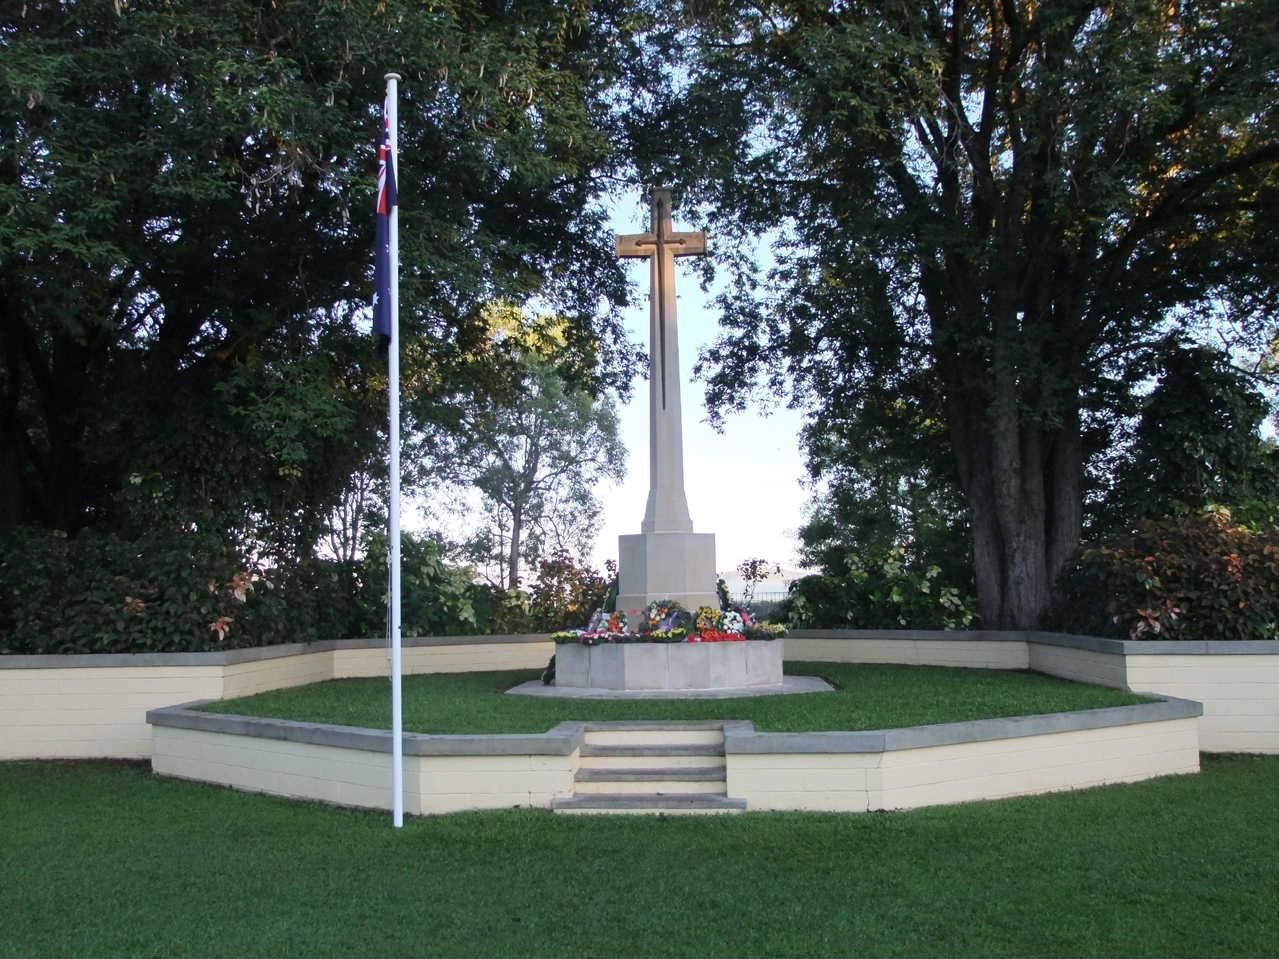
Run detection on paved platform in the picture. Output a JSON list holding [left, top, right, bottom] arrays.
[[505, 675, 835, 700]]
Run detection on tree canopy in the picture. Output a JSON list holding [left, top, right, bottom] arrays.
[[1, 0, 642, 558], [630, 0, 1279, 626], [429, 304, 625, 590]]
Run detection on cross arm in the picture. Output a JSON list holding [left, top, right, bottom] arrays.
[[669, 231, 707, 256], [616, 230, 708, 258], [617, 232, 655, 258]]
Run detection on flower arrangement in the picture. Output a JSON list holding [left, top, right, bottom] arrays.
[[694, 606, 723, 631], [551, 598, 784, 645], [743, 621, 786, 640]]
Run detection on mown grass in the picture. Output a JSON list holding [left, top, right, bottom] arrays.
[[2, 756, 1277, 957], [200, 662, 1152, 734]]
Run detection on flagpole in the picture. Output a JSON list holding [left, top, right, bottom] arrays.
[[385, 71, 404, 829]]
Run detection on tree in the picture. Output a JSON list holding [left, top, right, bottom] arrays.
[[1096, 341, 1279, 532], [630, 0, 1279, 626], [735, 557, 781, 606], [796, 366, 974, 592], [434, 306, 625, 590], [1, 0, 641, 558]]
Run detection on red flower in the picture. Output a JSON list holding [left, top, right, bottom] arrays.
[[695, 628, 746, 643]]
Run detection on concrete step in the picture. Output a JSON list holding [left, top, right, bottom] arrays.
[[574, 766, 727, 795], [579, 743, 725, 759], [575, 779, 726, 796], [583, 728, 723, 747], [552, 794, 746, 815], [578, 752, 726, 770], [581, 721, 730, 731], [575, 766, 727, 782]]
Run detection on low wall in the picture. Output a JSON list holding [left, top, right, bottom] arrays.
[[785, 631, 1029, 670], [149, 704, 578, 815], [145, 699, 1201, 815], [1124, 648, 1279, 753], [5, 630, 1278, 759], [789, 630, 1279, 754], [723, 700, 1201, 811], [0, 636, 551, 760]]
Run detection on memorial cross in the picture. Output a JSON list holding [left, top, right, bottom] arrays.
[[616, 188, 708, 534]]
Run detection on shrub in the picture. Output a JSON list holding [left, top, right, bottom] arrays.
[[355, 532, 481, 637], [0, 526, 345, 654], [1048, 509, 1279, 641], [779, 547, 977, 630], [524, 551, 610, 632]]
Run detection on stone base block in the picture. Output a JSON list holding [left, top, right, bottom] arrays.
[[555, 640, 784, 692], [616, 531, 718, 613]]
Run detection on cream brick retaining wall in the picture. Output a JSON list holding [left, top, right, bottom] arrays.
[[0, 636, 551, 760], [4, 630, 1277, 759], [148, 704, 578, 815], [1, 664, 225, 760], [785, 632, 1029, 670], [789, 630, 1279, 754], [145, 698, 1201, 815], [1125, 652, 1279, 753], [723, 712, 1200, 812]]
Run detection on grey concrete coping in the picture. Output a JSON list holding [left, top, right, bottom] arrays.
[[146, 702, 584, 756], [10, 628, 1277, 669], [148, 694, 1202, 761], [788, 629, 1032, 643], [580, 720, 741, 731], [0, 633, 554, 669], [506, 675, 833, 700], [788, 629, 1279, 655], [723, 696, 1202, 754], [329, 633, 553, 650]]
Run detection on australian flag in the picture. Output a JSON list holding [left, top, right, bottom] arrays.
[[373, 109, 398, 345]]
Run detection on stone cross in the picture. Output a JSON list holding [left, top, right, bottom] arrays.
[[616, 188, 708, 534]]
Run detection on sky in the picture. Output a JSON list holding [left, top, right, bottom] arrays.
[[590, 198, 813, 595]]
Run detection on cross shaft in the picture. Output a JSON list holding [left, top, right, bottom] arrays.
[[615, 188, 708, 535]]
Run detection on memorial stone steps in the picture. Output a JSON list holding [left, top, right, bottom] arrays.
[[553, 722, 744, 815]]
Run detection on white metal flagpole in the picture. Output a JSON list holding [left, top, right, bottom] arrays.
[[385, 72, 404, 829]]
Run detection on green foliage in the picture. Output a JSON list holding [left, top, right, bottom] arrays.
[[1, 0, 641, 577], [1048, 510, 1279, 641], [631, 0, 1279, 627], [715, 577, 732, 612], [0, 526, 351, 654], [523, 551, 611, 632], [355, 532, 479, 638], [781, 547, 977, 631], [468, 587, 534, 637], [1097, 342, 1279, 533], [602, 564, 619, 613], [433, 306, 627, 590]]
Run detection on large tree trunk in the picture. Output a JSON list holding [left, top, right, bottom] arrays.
[[943, 339, 1083, 628], [953, 404, 1083, 630], [1, 287, 94, 534]]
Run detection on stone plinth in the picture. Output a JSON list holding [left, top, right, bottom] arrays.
[[556, 639, 783, 692], [616, 531, 719, 613]]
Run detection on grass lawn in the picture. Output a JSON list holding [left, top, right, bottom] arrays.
[[2, 756, 1276, 957], [200, 662, 1152, 734]]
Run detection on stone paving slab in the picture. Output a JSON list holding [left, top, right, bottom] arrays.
[[506, 674, 834, 700]]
